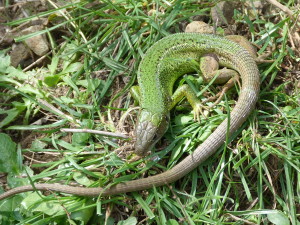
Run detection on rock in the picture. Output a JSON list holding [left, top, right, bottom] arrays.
[[21, 25, 49, 56], [10, 43, 32, 68], [0, 25, 14, 46], [185, 21, 214, 34], [245, 1, 266, 20], [211, 1, 237, 25]]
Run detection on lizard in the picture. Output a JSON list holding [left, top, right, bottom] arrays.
[[0, 33, 260, 200]]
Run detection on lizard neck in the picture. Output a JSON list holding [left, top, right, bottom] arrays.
[[138, 76, 170, 114]]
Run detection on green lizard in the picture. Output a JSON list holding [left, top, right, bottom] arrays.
[[133, 33, 258, 156], [0, 33, 260, 199]]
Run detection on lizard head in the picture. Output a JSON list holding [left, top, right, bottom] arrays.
[[134, 109, 170, 156]]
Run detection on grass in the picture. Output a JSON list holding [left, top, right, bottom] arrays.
[[0, 0, 299, 224]]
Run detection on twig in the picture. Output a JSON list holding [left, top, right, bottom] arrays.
[[37, 99, 79, 123], [61, 128, 129, 139], [23, 51, 52, 72], [226, 214, 257, 225]]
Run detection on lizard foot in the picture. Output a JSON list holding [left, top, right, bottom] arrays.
[[202, 75, 240, 110], [193, 102, 209, 122]]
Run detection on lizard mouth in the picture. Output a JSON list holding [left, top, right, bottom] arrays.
[[135, 120, 158, 156], [134, 110, 170, 156]]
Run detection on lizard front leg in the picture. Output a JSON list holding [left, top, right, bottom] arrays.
[[169, 84, 208, 122], [130, 85, 141, 105]]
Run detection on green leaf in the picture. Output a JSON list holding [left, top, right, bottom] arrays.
[[12, 101, 27, 111], [48, 56, 59, 75], [267, 211, 290, 225], [283, 106, 293, 112], [44, 74, 61, 87], [198, 126, 212, 142], [0, 108, 20, 128], [63, 76, 80, 94], [22, 192, 64, 216], [73, 172, 93, 186], [31, 139, 48, 149], [166, 219, 180, 225], [0, 133, 18, 174], [72, 132, 91, 145], [0, 52, 10, 73], [132, 193, 155, 219], [70, 201, 95, 224], [62, 62, 82, 74], [6, 66, 29, 79], [0, 192, 24, 214], [117, 217, 137, 225], [0, 75, 22, 86], [60, 96, 75, 104], [7, 166, 33, 188], [174, 114, 193, 125], [61, 42, 79, 69], [106, 217, 115, 225], [18, 84, 43, 97], [72, 119, 94, 145], [103, 154, 124, 167]]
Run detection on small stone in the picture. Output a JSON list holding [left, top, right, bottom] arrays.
[[246, 1, 265, 20], [10, 43, 32, 68], [0, 25, 14, 46], [211, 1, 237, 25], [21, 25, 49, 56], [185, 21, 214, 34]]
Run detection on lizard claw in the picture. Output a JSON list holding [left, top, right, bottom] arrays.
[[193, 103, 209, 122]]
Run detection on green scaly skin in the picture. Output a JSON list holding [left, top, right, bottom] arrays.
[[0, 33, 260, 200]]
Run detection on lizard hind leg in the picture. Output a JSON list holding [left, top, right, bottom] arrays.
[[169, 53, 240, 122], [199, 53, 240, 109], [202, 74, 240, 109]]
